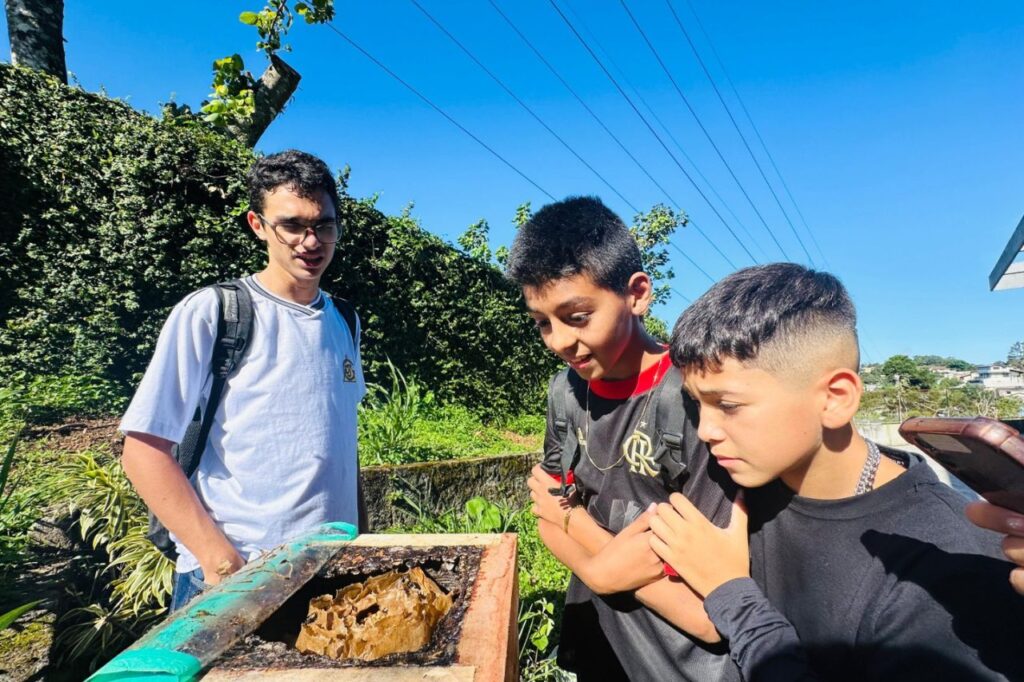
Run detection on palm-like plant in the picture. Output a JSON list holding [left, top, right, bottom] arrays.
[[49, 452, 173, 670]]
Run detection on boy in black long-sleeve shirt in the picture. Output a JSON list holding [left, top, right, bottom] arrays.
[[650, 263, 1024, 681]]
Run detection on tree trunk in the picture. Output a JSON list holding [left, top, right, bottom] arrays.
[[228, 54, 301, 148], [5, 0, 67, 84]]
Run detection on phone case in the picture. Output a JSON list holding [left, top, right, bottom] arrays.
[[899, 416, 1024, 513]]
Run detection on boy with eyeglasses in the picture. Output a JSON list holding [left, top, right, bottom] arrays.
[[120, 150, 365, 610]]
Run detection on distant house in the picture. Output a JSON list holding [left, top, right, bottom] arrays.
[[929, 366, 976, 383], [969, 363, 1024, 397]]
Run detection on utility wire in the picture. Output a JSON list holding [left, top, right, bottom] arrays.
[[663, 0, 814, 264], [560, 0, 768, 261], [322, 23, 555, 201], [635, 86, 770, 261], [617, 0, 791, 262], [547, 0, 758, 265], [409, 0, 639, 213], [669, 240, 716, 284], [682, 0, 831, 267], [671, 286, 693, 305], [487, 0, 732, 273]]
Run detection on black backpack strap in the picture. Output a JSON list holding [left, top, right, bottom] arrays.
[[324, 292, 358, 343], [151, 280, 254, 559], [651, 369, 690, 482], [177, 280, 254, 479], [543, 368, 579, 497]]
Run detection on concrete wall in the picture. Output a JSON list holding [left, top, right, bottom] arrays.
[[362, 453, 539, 531]]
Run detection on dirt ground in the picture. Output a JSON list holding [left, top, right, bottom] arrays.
[[25, 418, 123, 456]]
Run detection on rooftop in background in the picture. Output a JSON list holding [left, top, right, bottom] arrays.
[[990, 214, 1024, 290]]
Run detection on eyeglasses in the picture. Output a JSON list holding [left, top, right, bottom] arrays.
[[257, 213, 341, 246]]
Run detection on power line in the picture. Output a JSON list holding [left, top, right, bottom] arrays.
[[487, 0, 736, 271], [409, 0, 639, 213], [617, 0, 792, 262], [669, 240, 716, 283], [635, 87, 771, 261], [663, 0, 815, 264], [682, 0, 831, 267], [670, 286, 693, 305], [547, 0, 759, 265], [322, 23, 555, 201], [559, 1, 769, 261]]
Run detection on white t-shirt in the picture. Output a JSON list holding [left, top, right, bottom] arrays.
[[120, 275, 365, 572]]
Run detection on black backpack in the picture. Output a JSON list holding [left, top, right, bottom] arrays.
[[541, 366, 694, 497], [146, 279, 357, 560]]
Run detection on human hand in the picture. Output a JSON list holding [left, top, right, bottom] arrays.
[[583, 508, 664, 594], [199, 548, 245, 586], [527, 463, 575, 526], [966, 500, 1024, 595], [649, 492, 749, 598]]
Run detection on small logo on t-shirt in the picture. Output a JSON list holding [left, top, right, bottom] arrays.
[[343, 358, 356, 383]]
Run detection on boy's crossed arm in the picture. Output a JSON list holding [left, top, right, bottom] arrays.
[[528, 465, 721, 642]]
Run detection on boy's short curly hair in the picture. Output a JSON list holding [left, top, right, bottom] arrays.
[[505, 196, 642, 293], [670, 263, 859, 375], [247, 149, 340, 215]]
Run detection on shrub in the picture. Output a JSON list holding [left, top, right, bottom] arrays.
[[0, 64, 557, 418]]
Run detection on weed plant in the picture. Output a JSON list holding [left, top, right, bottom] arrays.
[[48, 452, 173, 671], [358, 361, 543, 467]]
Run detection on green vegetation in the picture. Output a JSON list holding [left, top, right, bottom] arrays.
[[859, 355, 1022, 422], [358, 361, 543, 466], [1008, 341, 1024, 370], [911, 355, 974, 371], [0, 62, 557, 419]]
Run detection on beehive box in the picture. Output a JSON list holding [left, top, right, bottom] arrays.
[[206, 534, 518, 681], [88, 529, 518, 682]]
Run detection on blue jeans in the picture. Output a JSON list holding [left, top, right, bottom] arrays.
[[169, 568, 207, 612]]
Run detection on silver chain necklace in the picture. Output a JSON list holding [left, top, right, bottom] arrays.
[[854, 439, 882, 495]]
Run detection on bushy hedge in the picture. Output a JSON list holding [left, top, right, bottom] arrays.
[[329, 204, 557, 417], [0, 64, 556, 417]]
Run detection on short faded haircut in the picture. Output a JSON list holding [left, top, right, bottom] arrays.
[[247, 149, 340, 215], [505, 196, 642, 294], [670, 263, 859, 377]]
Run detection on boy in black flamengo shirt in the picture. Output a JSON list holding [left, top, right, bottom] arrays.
[[506, 196, 739, 682], [651, 263, 1024, 681]]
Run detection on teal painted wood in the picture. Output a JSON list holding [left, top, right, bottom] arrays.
[[87, 521, 357, 682]]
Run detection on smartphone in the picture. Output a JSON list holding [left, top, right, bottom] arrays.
[[898, 416, 1024, 514]]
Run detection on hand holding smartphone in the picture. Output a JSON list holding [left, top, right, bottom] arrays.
[[898, 416, 1024, 514]]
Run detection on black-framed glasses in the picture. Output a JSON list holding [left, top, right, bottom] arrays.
[[257, 213, 341, 246]]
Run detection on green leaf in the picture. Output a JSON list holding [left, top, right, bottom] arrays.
[[465, 496, 488, 519], [0, 600, 42, 630], [239, 11, 259, 25]]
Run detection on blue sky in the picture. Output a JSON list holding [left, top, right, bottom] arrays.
[[3, 1, 1023, 364]]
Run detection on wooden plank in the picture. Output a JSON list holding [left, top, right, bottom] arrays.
[[454, 534, 518, 682], [348, 534, 503, 548], [205, 665, 476, 681]]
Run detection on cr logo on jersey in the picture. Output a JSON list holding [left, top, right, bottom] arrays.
[[343, 358, 356, 383], [623, 430, 659, 477]]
